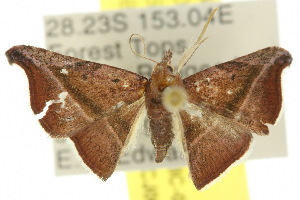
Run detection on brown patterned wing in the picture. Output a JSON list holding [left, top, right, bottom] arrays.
[[70, 97, 146, 180], [183, 47, 292, 135], [6, 45, 148, 180], [180, 105, 253, 190], [6, 45, 148, 137]]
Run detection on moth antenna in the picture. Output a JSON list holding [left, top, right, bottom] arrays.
[[177, 8, 218, 72], [129, 34, 158, 64]]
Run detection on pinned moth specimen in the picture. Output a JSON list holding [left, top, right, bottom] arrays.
[[5, 9, 292, 190]]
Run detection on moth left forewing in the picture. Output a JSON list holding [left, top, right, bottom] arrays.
[[6, 45, 149, 181], [179, 103, 253, 190], [6, 45, 148, 137]]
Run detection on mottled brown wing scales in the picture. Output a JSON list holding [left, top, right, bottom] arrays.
[[59, 62, 147, 117], [180, 109, 253, 190], [235, 49, 290, 133], [6, 45, 147, 137], [183, 47, 292, 135], [70, 99, 145, 180], [6, 43, 291, 190], [70, 118, 122, 180], [6, 45, 148, 180], [6, 46, 65, 114], [39, 100, 94, 137], [180, 47, 291, 189]]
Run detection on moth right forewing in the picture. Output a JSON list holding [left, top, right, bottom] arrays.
[[6, 45, 148, 137], [183, 47, 292, 135]]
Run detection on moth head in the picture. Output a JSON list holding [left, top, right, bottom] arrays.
[[162, 86, 187, 112], [151, 50, 178, 91], [153, 50, 174, 73]]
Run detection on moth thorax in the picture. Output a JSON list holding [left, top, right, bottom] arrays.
[[162, 86, 187, 112]]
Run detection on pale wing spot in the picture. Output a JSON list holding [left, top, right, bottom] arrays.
[[194, 81, 200, 86], [111, 101, 125, 110], [194, 81, 201, 92], [49, 91, 68, 108], [235, 112, 242, 120], [35, 91, 68, 119], [205, 78, 210, 82], [65, 116, 74, 121], [184, 102, 203, 119], [57, 92, 68, 108], [123, 80, 130, 88], [60, 69, 68, 74], [227, 90, 233, 95]]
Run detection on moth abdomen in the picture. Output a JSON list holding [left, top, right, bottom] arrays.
[[148, 113, 174, 163]]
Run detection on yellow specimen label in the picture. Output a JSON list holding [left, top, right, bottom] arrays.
[[126, 164, 249, 200]]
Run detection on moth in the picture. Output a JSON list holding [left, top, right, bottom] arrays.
[[5, 9, 292, 190]]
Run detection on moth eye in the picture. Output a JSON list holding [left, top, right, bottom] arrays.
[[167, 65, 173, 72], [158, 85, 165, 92]]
